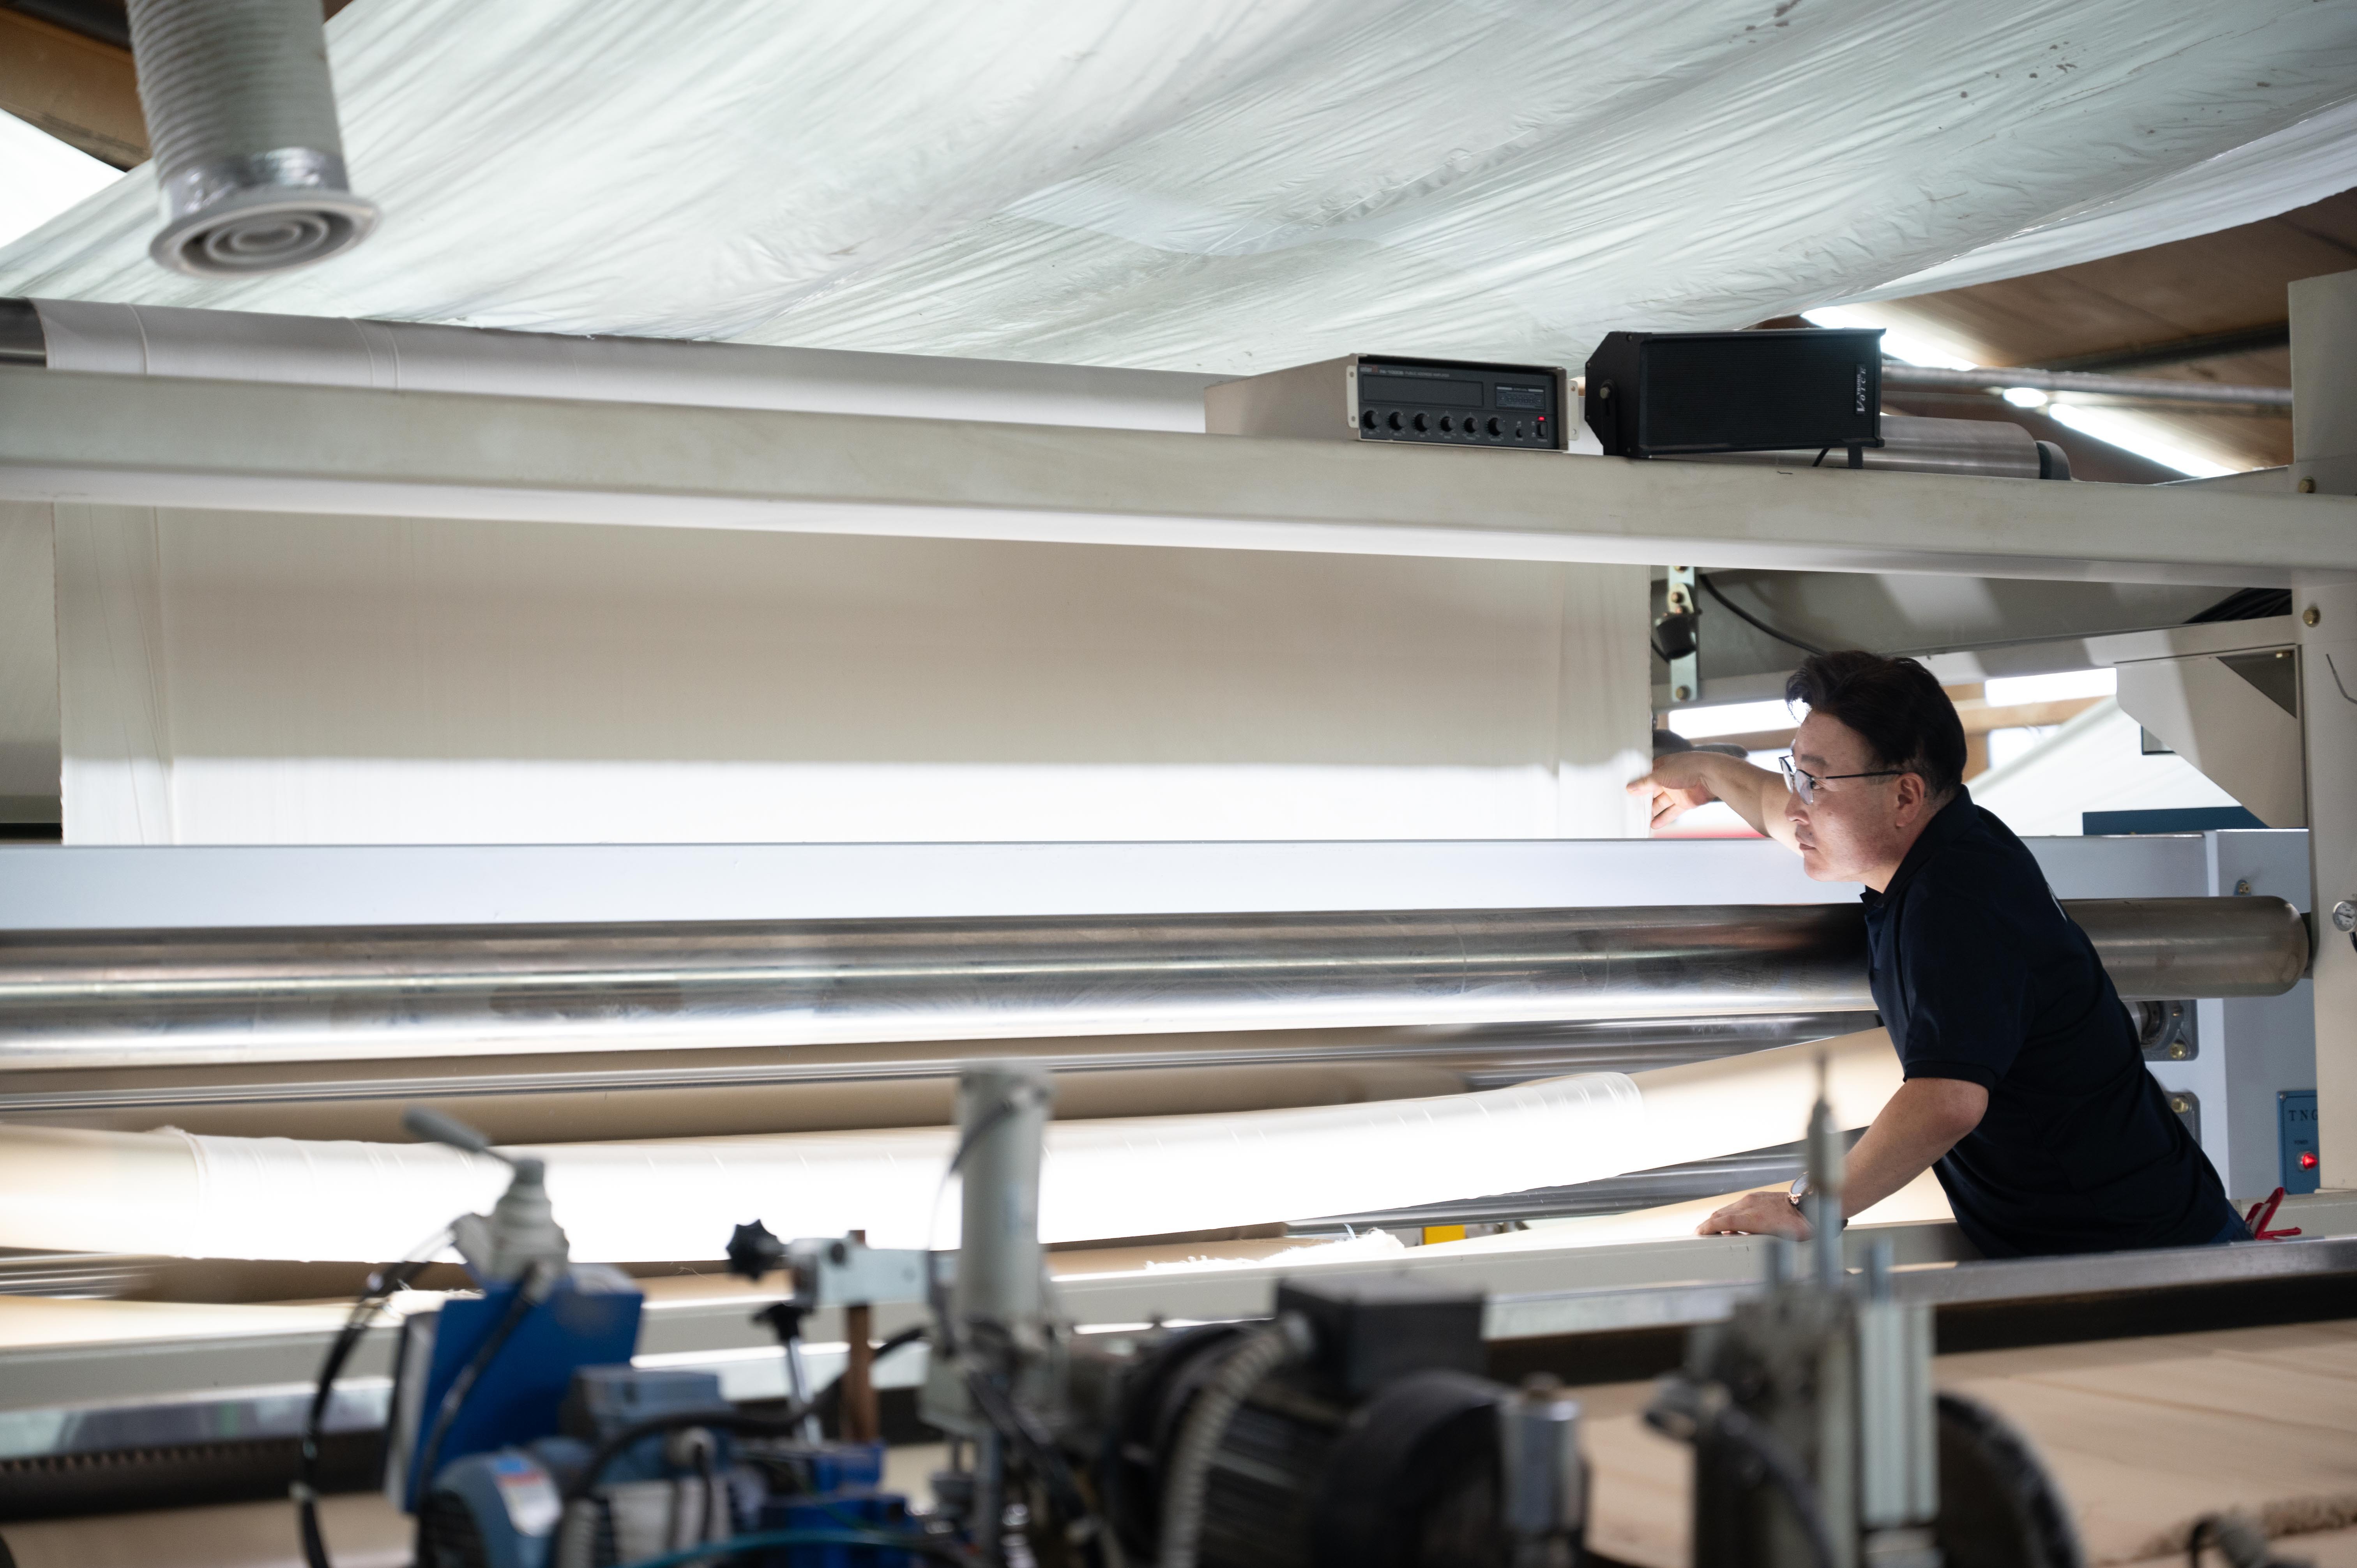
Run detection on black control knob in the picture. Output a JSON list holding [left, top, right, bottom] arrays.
[[1485, 417, 1502, 437], [1438, 415, 1454, 433], [1412, 412, 1429, 433], [726, 1219, 787, 1280], [1361, 409, 1376, 430], [1387, 411, 1404, 431]]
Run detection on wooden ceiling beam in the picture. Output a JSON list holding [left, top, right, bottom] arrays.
[[2036, 323, 2291, 375], [0, 6, 143, 167]]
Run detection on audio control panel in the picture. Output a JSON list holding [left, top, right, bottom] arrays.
[[1353, 356, 1562, 448], [1205, 353, 1569, 452]]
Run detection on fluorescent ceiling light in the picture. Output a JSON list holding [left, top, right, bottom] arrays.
[[2044, 402, 2236, 479], [1800, 305, 1979, 370], [1667, 698, 1797, 738], [1984, 668, 2115, 706], [1984, 725, 2059, 774], [0, 109, 120, 251], [2002, 386, 2050, 408]]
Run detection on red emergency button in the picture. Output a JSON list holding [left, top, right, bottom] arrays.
[[2301, 1151, 2320, 1170]]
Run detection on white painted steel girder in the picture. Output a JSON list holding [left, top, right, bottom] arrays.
[[3, 368, 2353, 585]]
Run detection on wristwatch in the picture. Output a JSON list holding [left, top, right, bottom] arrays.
[[1789, 1173, 1845, 1229]]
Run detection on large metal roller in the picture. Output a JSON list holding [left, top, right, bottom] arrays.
[[2064, 897, 2311, 999], [0, 897, 2306, 1073]]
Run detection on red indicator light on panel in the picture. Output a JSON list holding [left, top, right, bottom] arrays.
[[2302, 1151, 2320, 1170]]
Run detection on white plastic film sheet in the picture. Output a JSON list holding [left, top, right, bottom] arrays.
[[0, 1032, 1905, 1262], [2, 3, 2352, 371], [50, 502, 1653, 846]]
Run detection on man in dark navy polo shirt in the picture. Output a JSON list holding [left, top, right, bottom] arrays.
[[1628, 650, 2244, 1257]]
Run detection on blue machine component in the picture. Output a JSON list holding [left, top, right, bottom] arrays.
[[420, 1448, 567, 1568], [393, 1273, 645, 1512], [757, 1443, 912, 1568], [761, 1493, 915, 1568], [407, 1339, 920, 1568], [794, 1444, 884, 1496], [2281, 1089, 2322, 1195], [560, 1366, 734, 1484], [418, 1367, 753, 1568]]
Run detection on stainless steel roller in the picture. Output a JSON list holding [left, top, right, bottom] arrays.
[[0, 897, 2306, 1074], [2065, 898, 2311, 999]]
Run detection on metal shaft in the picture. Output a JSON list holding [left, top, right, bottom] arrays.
[[0, 897, 2304, 1072], [1881, 363, 2293, 408], [950, 1063, 1052, 1341]]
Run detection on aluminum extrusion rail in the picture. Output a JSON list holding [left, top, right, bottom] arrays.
[[1485, 1232, 2357, 1343], [0, 896, 2307, 1072]]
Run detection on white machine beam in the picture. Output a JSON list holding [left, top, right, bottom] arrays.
[[2292, 269, 2357, 1190], [3, 367, 2353, 585]]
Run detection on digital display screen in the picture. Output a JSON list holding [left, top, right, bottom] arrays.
[[1494, 385, 1548, 410], [1365, 370, 1484, 406]]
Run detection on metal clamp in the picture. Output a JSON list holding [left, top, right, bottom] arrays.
[[1663, 567, 1700, 704]]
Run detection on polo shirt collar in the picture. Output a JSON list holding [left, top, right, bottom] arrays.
[[1859, 786, 1975, 908]]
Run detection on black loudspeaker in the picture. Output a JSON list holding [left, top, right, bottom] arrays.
[[1584, 328, 1885, 458]]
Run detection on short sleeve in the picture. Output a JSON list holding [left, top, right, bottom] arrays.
[[1891, 890, 2030, 1091]]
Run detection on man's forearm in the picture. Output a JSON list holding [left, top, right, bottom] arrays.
[[1693, 755, 1795, 846], [1840, 1077, 1988, 1216]]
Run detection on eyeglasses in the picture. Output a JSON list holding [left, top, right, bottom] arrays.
[[1780, 754, 1905, 805]]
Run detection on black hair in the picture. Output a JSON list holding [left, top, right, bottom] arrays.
[[1784, 650, 1967, 800]]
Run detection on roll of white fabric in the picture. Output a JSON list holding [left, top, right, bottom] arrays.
[[0, 1031, 1900, 1262]]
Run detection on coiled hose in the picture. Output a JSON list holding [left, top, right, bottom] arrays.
[[125, 0, 378, 274], [1156, 1315, 1309, 1568]]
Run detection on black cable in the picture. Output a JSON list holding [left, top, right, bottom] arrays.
[[1711, 1404, 1841, 1568], [964, 1363, 1089, 1527], [1697, 572, 1831, 657], [947, 1086, 1042, 1178], [953, 1320, 1097, 1557], [869, 1324, 929, 1362], [697, 1443, 723, 1550], [1645, 1382, 1840, 1568], [807, 1326, 928, 1431], [298, 1258, 435, 1568], [410, 1263, 553, 1512], [610, 1526, 977, 1568], [560, 1405, 820, 1509]]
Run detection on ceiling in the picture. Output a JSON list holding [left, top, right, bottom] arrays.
[[1866, 188, 2357, 477], [1, 0, 2350, 485], [8, 1, 2355, 385], [0, 2, 357, 168], [1751, 188, 2355, 481]]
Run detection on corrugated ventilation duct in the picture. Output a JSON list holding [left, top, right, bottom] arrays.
[[125, 0, 377, 275]]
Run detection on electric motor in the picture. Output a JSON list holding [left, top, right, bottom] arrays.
[[1092, 1281, 1583, 1568]]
